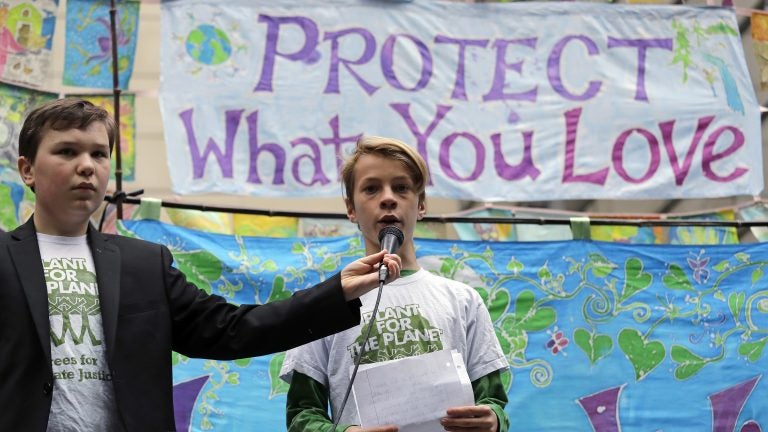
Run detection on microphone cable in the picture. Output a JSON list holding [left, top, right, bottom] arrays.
[[332, 277, 386, 428], [333, 226, 402, 427]]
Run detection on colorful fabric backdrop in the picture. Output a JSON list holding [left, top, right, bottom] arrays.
[[119, 219, 767, 432], [80, 93, 136, 181], [0, 83, 56, 173], [63, 0, 139, 89], [0, 85, 138, 183], [160, 0, 761, 201], [0, 0, 57, 88]]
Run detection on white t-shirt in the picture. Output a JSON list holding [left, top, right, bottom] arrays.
[[280, 269, 509, 425], [38, 233, 122, 432]]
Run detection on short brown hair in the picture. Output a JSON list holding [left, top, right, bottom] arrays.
[[18, 98, 117, 162], [341, 135, 429, 207]]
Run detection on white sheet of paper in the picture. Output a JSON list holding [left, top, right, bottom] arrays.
[[351, 349, 475, 431]]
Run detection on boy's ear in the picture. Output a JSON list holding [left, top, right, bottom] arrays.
[[345, 198, 357, 223], [417, 200, 426, 220], [17, 156, 34, 188]]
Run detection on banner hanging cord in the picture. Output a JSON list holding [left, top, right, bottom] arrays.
[[101, 195, 768, 228]]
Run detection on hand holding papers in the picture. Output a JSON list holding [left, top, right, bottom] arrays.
[[351, 349, 475, 432]]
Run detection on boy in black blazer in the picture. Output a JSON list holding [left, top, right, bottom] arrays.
[[0, 98, 401, 431]]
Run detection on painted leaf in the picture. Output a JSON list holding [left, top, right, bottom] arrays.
[[261, 260, 278, 272], [500, 323, 528, 362], [269, 353, 290, 398], [704, 22, 738, 36], [233, 358, 252, 368], [573, 328, 613, 365], [588, 253, 616, 277], [487, 288, 511, 322], [520, 307, 555, 332], [475, 287, 489, 305], [728, 292, 745, 323], [172, 351, 188, 367], [537, 265, 551, 281], [441, 257, 456, 275], [670, 345, 707, 380], [494, 327, 511, 356], [319, 256, 338, 272], [175, 250, 223, 295], [713, 260, 729, 272], [619, 257, 652, 302], [506, 257, 524, 273], [738, 339, 767, 362], [618, 329, 665, 381], [514, 290, 535, 318], [512, 290, 555, 331], [176, 250, 222, 281], [267, 275, 292, 303], [226, 373, 240, 385], [501, 369, 512, 392], [662, 264, 694, 291]]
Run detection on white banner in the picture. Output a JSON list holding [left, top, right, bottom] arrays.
[[160, 0, 762, 200]]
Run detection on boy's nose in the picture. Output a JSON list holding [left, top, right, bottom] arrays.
[[76, 155, 95, 175], [380, 189, 397, 210], [380, 198, 397, 210]]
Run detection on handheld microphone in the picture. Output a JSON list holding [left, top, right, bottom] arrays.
[[377, 225, 403, 283]]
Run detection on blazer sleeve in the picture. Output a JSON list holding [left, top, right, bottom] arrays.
[[160, 244, 362, 359]]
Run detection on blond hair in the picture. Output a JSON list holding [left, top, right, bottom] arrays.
[[341, 135, 428, 206]]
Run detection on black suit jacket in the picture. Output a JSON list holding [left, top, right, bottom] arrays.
[[0, 219, 361, 431]]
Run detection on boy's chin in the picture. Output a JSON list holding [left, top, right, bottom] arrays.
[[70, 200, 103, 216]]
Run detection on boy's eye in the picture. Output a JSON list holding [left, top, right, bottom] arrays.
[[92, 151, 108, 159], [394, 184, 410, 193], [362, 185, 378, 194], [58, 148, 75, 156]]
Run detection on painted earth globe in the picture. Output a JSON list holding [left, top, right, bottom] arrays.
[[185, 24, 232, 66]]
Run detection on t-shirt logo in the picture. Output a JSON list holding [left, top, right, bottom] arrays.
[[347, 304, 443, 363], [44, 258, 102, 347]]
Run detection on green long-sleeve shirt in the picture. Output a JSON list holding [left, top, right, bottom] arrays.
[[286, 369, 510, 432]]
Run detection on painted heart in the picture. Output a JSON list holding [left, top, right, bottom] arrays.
[[618, 328, 665, 381], [487, 289, 511, 322], [267, 275, 292, 302], [619, 258, 652, 302], [514, 290, 555, 332], [573, 328, 613, 365]]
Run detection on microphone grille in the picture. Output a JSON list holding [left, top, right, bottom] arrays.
[[378, 225, 404, 244]]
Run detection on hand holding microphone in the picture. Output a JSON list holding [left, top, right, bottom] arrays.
[[339, 226, 403, 301], [378, 225, 404, 283]]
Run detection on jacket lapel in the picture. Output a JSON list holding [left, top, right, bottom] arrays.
[[88, 226, 121, 363], [9, 219, 52, 362]]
